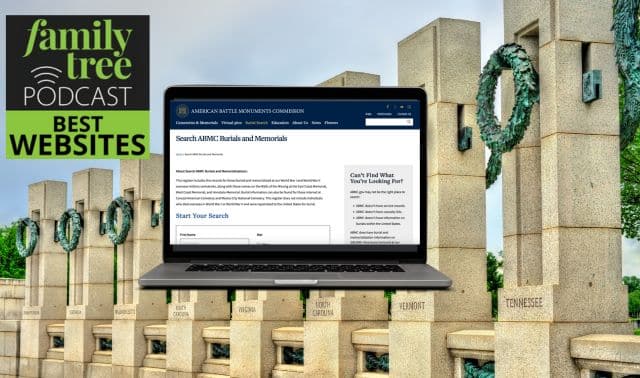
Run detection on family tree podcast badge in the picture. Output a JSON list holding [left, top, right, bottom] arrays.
[[5, 16, 149, 158]]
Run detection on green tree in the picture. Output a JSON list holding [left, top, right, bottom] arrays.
[[621, 131, 640, 239], [0, 223, 25, 279], [629, 290, 640, 317], [625, 276, 640, 317], [620, 63, 640, 239], [487, 251, 503, 318], [624, 275, 640, 293]]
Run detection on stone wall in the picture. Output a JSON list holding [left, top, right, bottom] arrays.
[[0, 279, 23, 321], [0, 279, 24, 377]]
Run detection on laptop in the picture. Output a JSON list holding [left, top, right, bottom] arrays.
[[139, 86, 452, 288]]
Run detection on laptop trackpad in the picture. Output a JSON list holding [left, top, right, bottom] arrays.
[[273, 272, 341, 285], [274, 279, 319, 285]]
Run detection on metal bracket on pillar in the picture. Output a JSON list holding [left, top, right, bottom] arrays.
[[582, 69, 602, 103], [458, 126, 472, 151], [151, 200, 160, 227], [99, 211, 107, 235], [54, 220, 60, 242], [457, 104, 472, 151]]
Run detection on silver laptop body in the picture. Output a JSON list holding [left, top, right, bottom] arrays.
[[140, 86, 451, 289]]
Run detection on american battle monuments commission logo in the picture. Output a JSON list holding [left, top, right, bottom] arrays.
[[176, 103, 189, 118], [5, 15, 150, 158]]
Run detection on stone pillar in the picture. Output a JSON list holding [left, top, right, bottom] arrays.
[[112, 154, 168, 376], [501, 33, 543, 287], [304, 71, 388, 377], [18, 181, 67, 377], [64, 169, 114, 377], [229, 290, 302, 378], [389, 18, 492, 378], [304, 290, 388, 377], [318, 70, 380, 87], [496, 2, 632, 377], [166, 290, 229, 377]]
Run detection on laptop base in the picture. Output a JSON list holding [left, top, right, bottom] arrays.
[[140, 262, 451, 288]]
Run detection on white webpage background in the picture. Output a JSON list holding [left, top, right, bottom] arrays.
[[169, 129, 420, 245]]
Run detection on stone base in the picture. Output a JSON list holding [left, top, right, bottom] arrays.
[[112, 319, 161, 371], [0, 356, 18, 377], [64, 360, 90, 377], [230, 320, 302, 378], [389, 321, 494, 378], [42, 358, 64, 378], [498, 281, 628, 323], [64, 319, 111, 378], [167, 371, 199, 378], [139, 366, 168, 378], [304, 320, 387, 377], [0, 320, 21, 377], [495, 321, 634, 378], [18, 319, 59, 377], [112, 364, 141, 376], [273, 370, 303, 378], [166, 320, 227, 376], [87, 362, 113, 378], [18, 356, 40, 378]]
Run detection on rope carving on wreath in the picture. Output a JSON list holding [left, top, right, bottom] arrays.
[[476, 43, 540, 188], [105, 196, 133, 245], [56, 208, 83, 253], [613, 0, 640, 149], [15, 217, 39, 257]]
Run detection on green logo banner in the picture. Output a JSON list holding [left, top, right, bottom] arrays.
[[5, 15, 150, 159]]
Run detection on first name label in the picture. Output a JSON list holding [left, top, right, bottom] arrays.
[[5, 15, 150, 159]]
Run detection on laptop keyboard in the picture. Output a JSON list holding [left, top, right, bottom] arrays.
[[186, 264, 404, 273]]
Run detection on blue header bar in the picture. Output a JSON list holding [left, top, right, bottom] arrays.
[[170, 99, 420, 130]]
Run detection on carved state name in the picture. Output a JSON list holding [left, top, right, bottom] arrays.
[[172, 304, 190, 318], [504, 297, 543, 309], [238, 306, 256, 313], [310, 300, 334, 317], [397, 301, 425, 311]]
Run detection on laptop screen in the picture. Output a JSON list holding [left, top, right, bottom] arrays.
[[168, 97, 421, 248]]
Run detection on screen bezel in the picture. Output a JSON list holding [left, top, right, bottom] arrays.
[[163, 86, 427, 263]]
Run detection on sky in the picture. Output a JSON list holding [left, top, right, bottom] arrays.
[[0, 0, 638, 276]]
